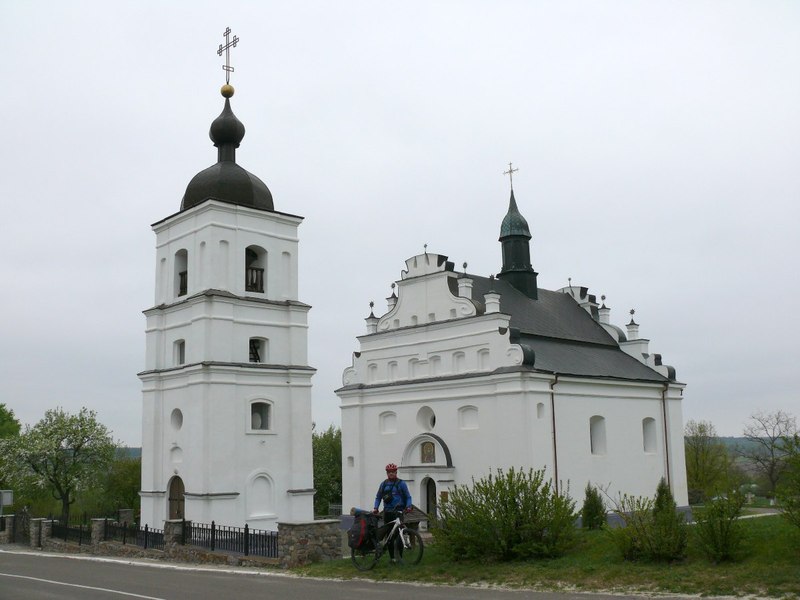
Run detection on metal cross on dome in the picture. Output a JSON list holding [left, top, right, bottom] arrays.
[[503, 162, 519, 192], [217, 27, 239, 84]]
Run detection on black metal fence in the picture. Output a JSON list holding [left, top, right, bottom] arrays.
[[103, 520, 165, 551], [51, 518, 90, 546], [185, 520, 278, 558]]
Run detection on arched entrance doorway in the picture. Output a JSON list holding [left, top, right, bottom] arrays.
[[423, 477, 437, 520], [168, 476, 185, 520]]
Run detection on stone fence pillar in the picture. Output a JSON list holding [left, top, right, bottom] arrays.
[[29, 518, 53, 549], [163, 519, 190, 557], [91, 518, 106, 548], [118, 509, 134, 525], [277, 520, 340, 568], [0, 515, 13, 544]]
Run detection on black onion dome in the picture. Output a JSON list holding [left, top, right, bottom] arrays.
[[209, 98, 245, 146], [181, 96, 274, 212]]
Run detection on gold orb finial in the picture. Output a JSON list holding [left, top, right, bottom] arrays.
[[221, 84, 235, 98]]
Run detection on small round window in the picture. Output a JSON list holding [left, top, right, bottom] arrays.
[[170, 409, 183, 431], [416, 406, 436, 431]]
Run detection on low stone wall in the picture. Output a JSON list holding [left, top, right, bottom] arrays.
[[4, 514, 339, 569], [277, 519, 340, 568]]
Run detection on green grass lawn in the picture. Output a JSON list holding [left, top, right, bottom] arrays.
[[295, 516, 800, 597]]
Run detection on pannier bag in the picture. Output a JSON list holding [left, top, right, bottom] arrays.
[[347, 511, 378, 550]]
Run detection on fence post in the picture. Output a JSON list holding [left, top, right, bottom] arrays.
[[211, 521, 216, 552], [144, 524, 149, 550], [91, 518, 104, 549], [181, 518, 186, 545], [244, 523, 249, 556]]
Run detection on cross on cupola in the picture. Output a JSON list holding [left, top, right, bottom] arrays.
[[217, 27, 239, 84], [503, 162, 519, 192]]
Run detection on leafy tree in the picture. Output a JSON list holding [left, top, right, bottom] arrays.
[[312, 424, 341, 516], [77, 454, 141, 517], [0, 403, 22, 492], [0, 403, 21, 438], [738, 410, 797, 495], [684, 420, 733, 503], [0, 407, 116, 521]]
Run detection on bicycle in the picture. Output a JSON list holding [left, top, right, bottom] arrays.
[[350, 509, 424, 570]]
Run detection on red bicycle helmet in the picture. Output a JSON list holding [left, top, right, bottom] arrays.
[[385, 463, 398, 472]]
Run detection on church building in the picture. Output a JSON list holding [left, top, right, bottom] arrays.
[[338, 186, 688, 519], [139, 81, 315, 530]]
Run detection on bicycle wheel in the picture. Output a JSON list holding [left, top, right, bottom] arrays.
[[351, 545, 379, 571], [399, 528, 424, 565]]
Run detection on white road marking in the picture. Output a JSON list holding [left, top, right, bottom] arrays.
[[0, 572, 169, 599]]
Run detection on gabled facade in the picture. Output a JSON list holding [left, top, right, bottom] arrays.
[[338, 190, 687, 519], [139, 85, 314, 529]]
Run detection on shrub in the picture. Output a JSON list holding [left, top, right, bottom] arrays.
[[581, 483, 606, 530], [777, 435, 800, 530], [431, 467, 576, 561], [607, 494, 656, 561], [608, 478, 687, 562], [693, 492, 747, 562]]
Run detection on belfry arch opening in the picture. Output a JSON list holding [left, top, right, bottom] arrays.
[[245, 246, 266, 293]]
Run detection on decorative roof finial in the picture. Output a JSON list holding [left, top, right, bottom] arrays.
[[423, 243, 428, 255], [462, 262, 468, 274], [217, 27, 239, 95], [503, 162, 519, 193], [369, 300, 375, 309]]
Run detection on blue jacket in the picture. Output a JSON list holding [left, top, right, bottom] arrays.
[[374, 478, 412, 512]]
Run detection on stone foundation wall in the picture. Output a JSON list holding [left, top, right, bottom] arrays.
[[277, 519, 340, 568]]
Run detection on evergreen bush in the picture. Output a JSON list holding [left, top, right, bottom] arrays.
[[651, 478, 688, 561], [693, 492, 746, 562], [431, 467, 576, 561], [581, 483, 606, 530]]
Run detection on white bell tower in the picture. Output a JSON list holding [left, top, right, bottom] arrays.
[[139, 71, 315, 530]]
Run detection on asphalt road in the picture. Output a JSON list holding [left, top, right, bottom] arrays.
[[0, 548, 688, 600]]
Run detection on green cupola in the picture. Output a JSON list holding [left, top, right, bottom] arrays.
[[497, 189, 538, 299]]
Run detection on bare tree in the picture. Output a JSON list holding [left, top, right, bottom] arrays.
[[739, 410, 797, 494]]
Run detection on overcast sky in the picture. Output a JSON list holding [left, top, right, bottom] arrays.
[[1, 1, 798, 446]]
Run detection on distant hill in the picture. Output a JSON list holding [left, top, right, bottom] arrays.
[[717, 437, 763, 453], [117, 447, 141, 459]]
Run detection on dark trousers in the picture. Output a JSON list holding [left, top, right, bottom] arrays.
[[383, 510, 403, 559]]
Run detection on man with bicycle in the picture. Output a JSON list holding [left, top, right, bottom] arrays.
[[373, 462, 412, 563]]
